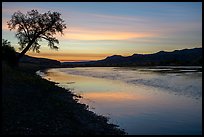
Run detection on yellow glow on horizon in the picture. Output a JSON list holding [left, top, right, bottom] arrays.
[[27, 52, 109, 62]]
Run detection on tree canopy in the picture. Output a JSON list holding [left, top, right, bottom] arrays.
[[7, 9, 67, 61]]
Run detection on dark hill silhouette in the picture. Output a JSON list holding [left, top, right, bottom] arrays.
[[16, 52, 61, 67], [62, 47, 202, 67]]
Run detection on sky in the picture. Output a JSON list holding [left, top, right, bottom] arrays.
[[2, 2, 202, 62]]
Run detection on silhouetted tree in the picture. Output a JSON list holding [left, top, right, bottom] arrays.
[[2, 39, 17, 66], [7, 9, 67, 64]]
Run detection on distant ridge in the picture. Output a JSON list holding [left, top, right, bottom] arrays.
[[62, 47, 202, 67]]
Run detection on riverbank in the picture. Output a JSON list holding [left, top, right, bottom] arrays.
[[1, 62, 126, 135]]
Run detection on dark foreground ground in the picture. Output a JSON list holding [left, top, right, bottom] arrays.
[[1, 62, 126, 135]]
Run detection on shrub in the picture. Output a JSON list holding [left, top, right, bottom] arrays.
[[2, 39, 17, 66]]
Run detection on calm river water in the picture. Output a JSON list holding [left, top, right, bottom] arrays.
[[37, 66, 202, 135]]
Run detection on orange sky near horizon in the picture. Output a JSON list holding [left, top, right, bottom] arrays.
[[27, 52, 110, 62]]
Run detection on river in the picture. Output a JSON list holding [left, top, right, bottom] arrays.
[[36, 66, 202, 135]]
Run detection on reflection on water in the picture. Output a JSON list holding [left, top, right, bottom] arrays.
[[37, 67, 202, 135]]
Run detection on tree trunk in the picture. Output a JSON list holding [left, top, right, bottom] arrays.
[[15, 39, 36, 65]]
